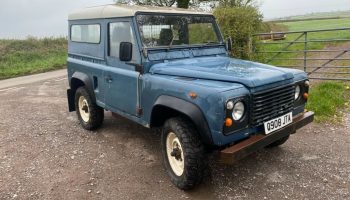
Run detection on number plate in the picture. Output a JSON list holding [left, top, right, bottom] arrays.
[[264, 112, 293, 135]]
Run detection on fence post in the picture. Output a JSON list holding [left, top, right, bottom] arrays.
[[248, 36, 253, 56], [304, 32, 308, 72]]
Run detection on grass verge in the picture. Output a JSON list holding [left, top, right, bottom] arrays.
[[0, 37, 67, 80], [306, 81, 350, 122]]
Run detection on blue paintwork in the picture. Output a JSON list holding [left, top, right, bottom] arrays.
[[67, 15, 309, 147], [149, 56, 306, 88], [141, 56, 307, 146]]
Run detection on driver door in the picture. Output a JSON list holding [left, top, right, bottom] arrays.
[[104, 20, 141, 116]]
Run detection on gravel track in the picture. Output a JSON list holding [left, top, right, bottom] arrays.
[[0, 78, 349, 200]]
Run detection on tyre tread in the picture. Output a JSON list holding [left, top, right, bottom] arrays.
[[162, 117, 206, 190]]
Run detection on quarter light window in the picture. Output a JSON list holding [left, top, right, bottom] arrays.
[[71, 24, 101, 44]]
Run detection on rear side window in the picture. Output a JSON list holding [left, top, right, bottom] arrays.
[[71, 24, 101, 44]]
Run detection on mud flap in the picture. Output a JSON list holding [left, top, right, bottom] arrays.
[[67, 89, 75, 112]]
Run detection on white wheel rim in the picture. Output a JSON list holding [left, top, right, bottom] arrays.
[[166, 132, 184, 176], [78, 96, 90, 123]]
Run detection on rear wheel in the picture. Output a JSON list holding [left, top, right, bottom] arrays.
[[161, 117, 205, 190], [75, 87, 104, 130], [266, 135, 290, 148]]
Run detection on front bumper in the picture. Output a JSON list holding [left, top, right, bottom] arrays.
[[219, 111, 314, 164]]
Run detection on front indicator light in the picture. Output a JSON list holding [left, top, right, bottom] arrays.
[[225, 118, 233, 127], [303, 93, 309, 100]]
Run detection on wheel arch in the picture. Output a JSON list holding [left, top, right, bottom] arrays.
[[67, 72, 95, 112], [150, 95, 213, 146]]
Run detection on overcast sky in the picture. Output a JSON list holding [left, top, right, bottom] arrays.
[[0, 0, 350, 39], [259, 0, 350, 19], [0, 0, 112, 39]]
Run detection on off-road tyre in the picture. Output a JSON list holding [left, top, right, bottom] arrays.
[[161, 117, 206, 190], [266, 135, 290, 148], [75, 87, 104, 130]]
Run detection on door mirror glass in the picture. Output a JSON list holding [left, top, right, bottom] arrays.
[[227, 37, 233, 51], [119, 42, 133, 62]]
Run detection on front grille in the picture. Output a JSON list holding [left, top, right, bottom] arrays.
[[251, 84, 295, 126]]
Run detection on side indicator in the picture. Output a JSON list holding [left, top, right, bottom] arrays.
[[189, 92, 198, 99]]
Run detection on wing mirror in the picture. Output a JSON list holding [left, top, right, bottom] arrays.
[[120, 42, 144, 74], [226, 37, 233, 51], [119, 42, 133, 62]]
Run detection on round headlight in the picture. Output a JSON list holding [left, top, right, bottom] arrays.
[[226, 101, 234, 110], [232, 101, 245, 121], [295, 85, 301, 100]]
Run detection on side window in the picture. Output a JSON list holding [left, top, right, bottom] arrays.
[[71, 24, 100, 43], [109, 22, 138, 62]]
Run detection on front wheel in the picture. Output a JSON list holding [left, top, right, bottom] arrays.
[[161, 117, 205, 190]]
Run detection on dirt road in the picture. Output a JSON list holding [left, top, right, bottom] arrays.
[[0, 73, 349, 199], [0, 69, 67, 90]]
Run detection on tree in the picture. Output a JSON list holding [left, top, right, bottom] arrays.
[[114, 0, 176, 7], [177, 0, 190, 8], [214, 5, 263, 59], [115, 0, 258, 9], [219, 0, 256, 7]]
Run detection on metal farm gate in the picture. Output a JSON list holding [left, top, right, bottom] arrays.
[[254, 28, 350, 81]]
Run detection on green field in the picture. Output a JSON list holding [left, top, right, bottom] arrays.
[[258, 18, 350, 66], [0, 37, 67, 80], [276, 10, 350, 21], [282, 18, 350, 31]]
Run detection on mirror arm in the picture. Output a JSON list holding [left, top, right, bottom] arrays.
[[126, 62, 144, 74]]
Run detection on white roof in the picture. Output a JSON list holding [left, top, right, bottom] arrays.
[[69, 4, 211, 20]]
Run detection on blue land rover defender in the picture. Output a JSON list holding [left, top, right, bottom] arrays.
[[67, 5, 314, 190]]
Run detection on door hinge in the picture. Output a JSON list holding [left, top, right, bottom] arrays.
[[126, 62, 144, 74], [136, 107, 143, 116]]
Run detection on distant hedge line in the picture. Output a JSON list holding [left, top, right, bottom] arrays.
[[0, 37, 67, 79]]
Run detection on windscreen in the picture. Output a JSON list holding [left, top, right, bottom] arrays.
[[136, 14, 222, 48]]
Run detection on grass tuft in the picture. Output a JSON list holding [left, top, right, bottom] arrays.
[[306, 81, 350, 122], [0, 37, 67, 80]]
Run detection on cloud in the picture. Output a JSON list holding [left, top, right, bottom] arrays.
[[1, 0, 349, 38], [260, 0, 350, 19], [0, 0, 113, 38]]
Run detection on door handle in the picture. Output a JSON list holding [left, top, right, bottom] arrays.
[[105, 76, 113, 83]]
